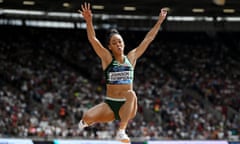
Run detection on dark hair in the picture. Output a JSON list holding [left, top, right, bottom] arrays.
[[106, 28, 120, 45]]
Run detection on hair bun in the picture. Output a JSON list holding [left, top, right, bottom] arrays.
[[109, 28, 119, 34], [106, 28, 120, 45]]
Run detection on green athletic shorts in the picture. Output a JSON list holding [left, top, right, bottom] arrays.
[[105, 97, 126, 120]]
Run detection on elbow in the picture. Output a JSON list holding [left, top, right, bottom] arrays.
[[147, 36, 155, 43], [88, 37, 100, 46], [88, 36, 97, 43]]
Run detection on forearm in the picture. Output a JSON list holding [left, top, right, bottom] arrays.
[[130, 19, 164, 59], [145, 19, 163, 41], [86, 20, 96, 42]]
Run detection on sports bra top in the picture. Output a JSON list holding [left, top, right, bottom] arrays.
[[104, 56, 134, 84]]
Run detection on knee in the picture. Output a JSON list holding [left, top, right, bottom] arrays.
[[125, 90, 137, 101], [82, 113, 92, 123]]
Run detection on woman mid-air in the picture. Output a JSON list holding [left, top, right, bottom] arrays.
[[78, 3, 167, 143]]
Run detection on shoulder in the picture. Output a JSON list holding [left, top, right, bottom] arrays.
[[126, 52, 137, 68], [102, 55, 113, 70]]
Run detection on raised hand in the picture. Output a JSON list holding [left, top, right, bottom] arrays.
[[78, 2, 92, 22], [159, 8, 168, 22]]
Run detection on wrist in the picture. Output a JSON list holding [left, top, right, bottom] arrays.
[[157, 19, 163, 25], [85, 19, 93, 24]]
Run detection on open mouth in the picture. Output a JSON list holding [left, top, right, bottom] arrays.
[[118, 46, 123, 50]]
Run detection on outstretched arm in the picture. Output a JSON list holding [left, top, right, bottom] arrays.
[[78, 3, 111, 61], [128, 8, 168, 67]]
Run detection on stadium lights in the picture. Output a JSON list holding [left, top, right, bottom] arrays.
[[23, 1, 35, 6], [47, 12, 79, 18], [2, 9, 45, 15], [167, 16, 213, 21], [1, 8, 240, 26], [223, 9, 235, 13], [123, 6, 136, 11], [92, 5, 104, 10], [216, 16, 240, 21], [25, 20, 75, 28], [62, 2, 70, 8], [111, 14, 148, 20], [192, 8, 205, 13], [224, 17, 240, 21], [167, 16, 196, 21]]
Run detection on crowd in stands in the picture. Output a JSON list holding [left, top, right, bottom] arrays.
[[0, 26, 239, 141]]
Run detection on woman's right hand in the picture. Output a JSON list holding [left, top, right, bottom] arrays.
[[78, 2, 92, 22]]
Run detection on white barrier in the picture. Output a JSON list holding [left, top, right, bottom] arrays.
[[1, 138, 229, 144], [148, 140, 228, 144], [0, 138, 34, 144], [53, 139, 123, 144]]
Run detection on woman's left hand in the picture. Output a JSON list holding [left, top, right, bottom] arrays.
[[159, 8, 168, 22]]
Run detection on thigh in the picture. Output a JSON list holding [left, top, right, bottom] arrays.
[[84, 102, 115, 124], [119, 91, 138, 120]]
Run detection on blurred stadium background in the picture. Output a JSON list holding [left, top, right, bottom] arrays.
[[0, 0, 239, 144]]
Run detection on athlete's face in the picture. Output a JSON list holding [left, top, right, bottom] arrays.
[[108, 34, 125, 54]]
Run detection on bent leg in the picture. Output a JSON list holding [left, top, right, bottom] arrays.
[[81, 102, 115, 126], [118, 90, 137, 130], [116, 91, 137, 143]]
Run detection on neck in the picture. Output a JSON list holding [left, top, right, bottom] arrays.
[[114, 54, 124, 64]]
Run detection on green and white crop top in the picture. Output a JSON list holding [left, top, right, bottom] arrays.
[[104, 56, 134, 84]]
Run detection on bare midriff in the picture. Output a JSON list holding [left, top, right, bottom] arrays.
[[106, 84, 133, 99]]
